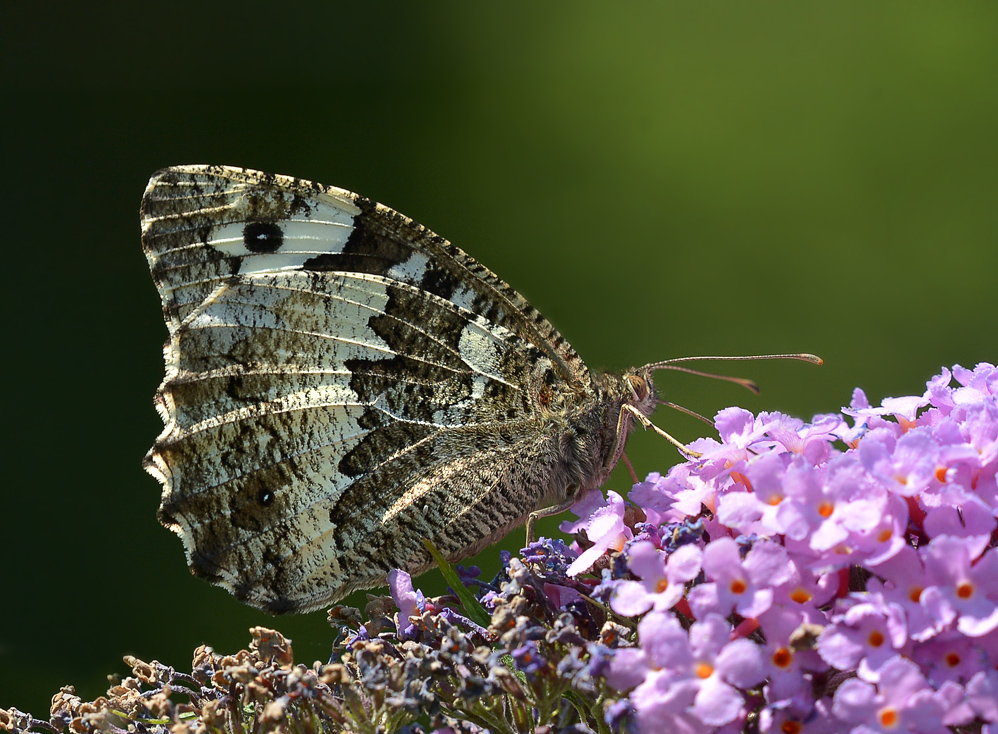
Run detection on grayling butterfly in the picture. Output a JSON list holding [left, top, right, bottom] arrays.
[[141, 166, 814, 613]]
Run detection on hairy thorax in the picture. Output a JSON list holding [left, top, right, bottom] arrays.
[[536, 365, 658, 511]]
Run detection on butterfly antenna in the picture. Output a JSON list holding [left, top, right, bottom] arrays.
[[654, 365, 761, 394], [635, 353, 820, 461], [645, 353, 822, 394], [646, 352, 823, 370]]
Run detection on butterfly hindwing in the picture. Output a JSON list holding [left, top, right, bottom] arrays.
[[140, 166, 595, 612]]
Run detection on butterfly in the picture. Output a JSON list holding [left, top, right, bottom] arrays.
[[141, 165, 673, 614]]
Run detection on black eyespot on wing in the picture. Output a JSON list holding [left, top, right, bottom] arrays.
[[243, 221, 284, 253], [257, 488, 275, 506]]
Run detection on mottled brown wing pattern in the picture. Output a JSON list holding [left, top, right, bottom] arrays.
[[142, 166, 589, 384], [140, 166, 595, 612]]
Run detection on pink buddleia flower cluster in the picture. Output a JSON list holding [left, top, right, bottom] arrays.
[[12, 364, 995, 734], [569, 363, 998, 733]]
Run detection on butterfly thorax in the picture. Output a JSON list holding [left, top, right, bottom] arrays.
[[541, 366, 657, 509]]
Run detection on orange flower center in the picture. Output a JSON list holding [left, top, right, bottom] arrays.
[[789, 587, 812, 604], [879, 707, 898, 727], [771, 647, 793, 669]]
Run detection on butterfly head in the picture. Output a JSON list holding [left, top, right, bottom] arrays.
[[583, 366, 659, 478], [625, 368, 657, 418]]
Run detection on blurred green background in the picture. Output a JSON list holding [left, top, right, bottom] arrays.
[[3, 1, 996, 716]]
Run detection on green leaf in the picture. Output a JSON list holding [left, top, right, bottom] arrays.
[[421, 537, 492, 628]]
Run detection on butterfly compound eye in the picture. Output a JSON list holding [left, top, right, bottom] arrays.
[[627, 374, 649, 401]]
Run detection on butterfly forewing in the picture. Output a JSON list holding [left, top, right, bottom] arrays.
[[140, 166, 600, 612]]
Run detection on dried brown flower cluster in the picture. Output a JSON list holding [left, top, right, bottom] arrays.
[[3, 627, 353, 734], [2, 549, 622, 734]]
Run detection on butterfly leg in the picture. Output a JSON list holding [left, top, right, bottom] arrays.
[[525, 496, 579, 545], [621, 404, 702, 459], [620, 452, 640, 484]]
